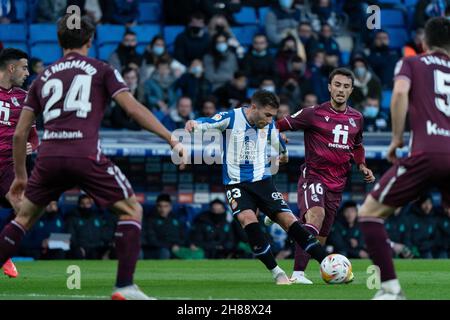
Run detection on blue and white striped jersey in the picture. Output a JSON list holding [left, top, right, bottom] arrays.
[[195, 107, 286, 185]]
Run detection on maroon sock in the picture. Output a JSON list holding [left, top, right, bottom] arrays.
[[359, 218, 397, 282], [0, 221, 26, 266], [294, 224, 319, 271], [115, 220, 141, 288]]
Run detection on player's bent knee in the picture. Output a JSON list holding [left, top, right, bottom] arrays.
[[235, 210, 258, 227], [305, 207, 325, 227], [358, 195, 395, 219], [111, 197, 143, 223]]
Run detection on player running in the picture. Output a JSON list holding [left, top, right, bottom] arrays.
[[0, 14, 183, 300], [270, 68, 375, 284], [358, 17, 450, 300], [0, 48, 39, 278], [185, 90, 333, 285]]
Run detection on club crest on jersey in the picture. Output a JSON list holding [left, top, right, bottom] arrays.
[[212, 114, 223, 121], [11, 97, 19, 107], [325, 116, 330, 122], [349, 117, 356, 128]]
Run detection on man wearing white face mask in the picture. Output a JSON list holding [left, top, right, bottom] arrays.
[[361, 97, 390, 133], [265, 0, 302, 46], [350, 57, 382, 111], [242, 34, 276, 88]]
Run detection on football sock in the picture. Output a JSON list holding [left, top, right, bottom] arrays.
[[293, 223, 319, 271], [244, 222, 277, 270], [287, 221, 327, 263], [359, 218, 397, 282], [115, 220, 141, 288], [0, 221, 26, 267]]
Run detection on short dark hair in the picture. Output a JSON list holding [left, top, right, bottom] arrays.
[[0, 48, 28, 70], [77, 194, 92, 204], [234, 71, 246, 79], [251, 90, 280, 109], [328, 67, 355, 87], [156, 193, 172, 204], [424, 17, 450, 51], [189, 12, 205, 22], [210, 199, 225, 208], [57, 14, 95, 50], [122, 67, 138, 77], [124, 29, 137, 38]]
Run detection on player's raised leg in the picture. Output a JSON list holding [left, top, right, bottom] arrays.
[[109, 196, 156, 300], [358, 195, 404, 300], [235, 209, 291, 285], [0, 197, 46, 266]]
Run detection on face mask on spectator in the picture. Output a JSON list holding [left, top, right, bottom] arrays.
[[279, 0, 293, 9], [354, 67, 367, 78], [252, 49, 267, 57], [191, 65, 203, 76], [128, 82, 138, 91], [152, 45, 165, 56], [216, 42, 228, 53], [363, 106, 379, 118], [262, 85, 275, 93]]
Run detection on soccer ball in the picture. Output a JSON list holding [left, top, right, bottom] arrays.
[[320, 254, 353, 284]]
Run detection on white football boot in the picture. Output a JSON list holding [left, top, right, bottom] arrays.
[[111, 284, 156, 300], [290, 271, 313, 284]]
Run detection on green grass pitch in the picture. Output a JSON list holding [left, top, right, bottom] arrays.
[[0, 259, 449, 300]]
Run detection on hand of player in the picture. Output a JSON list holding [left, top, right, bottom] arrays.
[[280, 133, 289, 144], [26, 142, 33, 155], [185, 120, 198, 133], [387, 138, 404, 164], [358, 164, 375, 183], [6, 177, 27, 212], [279, 153, 289, 164], [170, 140, 188, 170]]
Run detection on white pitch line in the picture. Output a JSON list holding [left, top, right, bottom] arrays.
[[0, 293, 108, 299]]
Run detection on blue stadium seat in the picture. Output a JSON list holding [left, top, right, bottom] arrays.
[[0, 24, 27, 42], [258, 7, 270, 27], [341, 51, 351, 66], [29, 24, 58, 43], [130, 24, 161, 46], [163, 25, 185, 52], [381, 89, 393, 110], [386, 27, 408, 48], [96, 24, 126, 45], [233, 6, 258, 25], [15, 0, 27, 21], [138, 1, 161, 24], [381, 9, 406, 27], [2, 42, 28, 52], [30, 43, 62, 65], [98, 43, 118, 61], [231, 25, 260, 46], [403, 0, 418, 6]]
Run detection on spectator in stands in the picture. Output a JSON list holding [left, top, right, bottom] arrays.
[[276, 100, 291, 120], [176, 59, 212, 112], [203, 32, 239, 91], [0, 0, 16, 23], [108, 29, 142, 72], [350, 57, 382, 110], [65, 195, 109, 259], [403, 28, 425, 57], [208, 14, 245, 59], [25, 58, 44, 89], [310, 0, 339, 32], [18, 201, 66, 260], [302, 92, 318, 108], [241, 34, 276, 88], [140, 35, 186, 85], [308, 49, 329, 103], [259, 78, 277, 93], [174, 12, 210, 67], [36, 0, 67, 23], [200, 0, 242, 24], [407, 194, 438, 259], [435, 206, 450, 258], [275, 35, 306, 83], [317, 23, 340, 58], [102, 0, 138, 26], [111, 67, 146, 130], [367, 30, 401, 89], [415, 0, 450, 28], [199, 96, 218, 117], [328, 201, 368, 259], [279, 77, 303, 110], [361, 97, 390, 133], [214, 71, 248, 109], [297, 22, 320, 62], [162, 96, 195, 131], [141, 194, 186, 259], [144, 58, 178, 114], [385, 207, 414, 259], [190, 199, 235, 259], [265, 0, 302, 46]]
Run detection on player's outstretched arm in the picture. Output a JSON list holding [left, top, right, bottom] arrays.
[[388, 78, 410, 163], [114, 91, 176, 147]]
